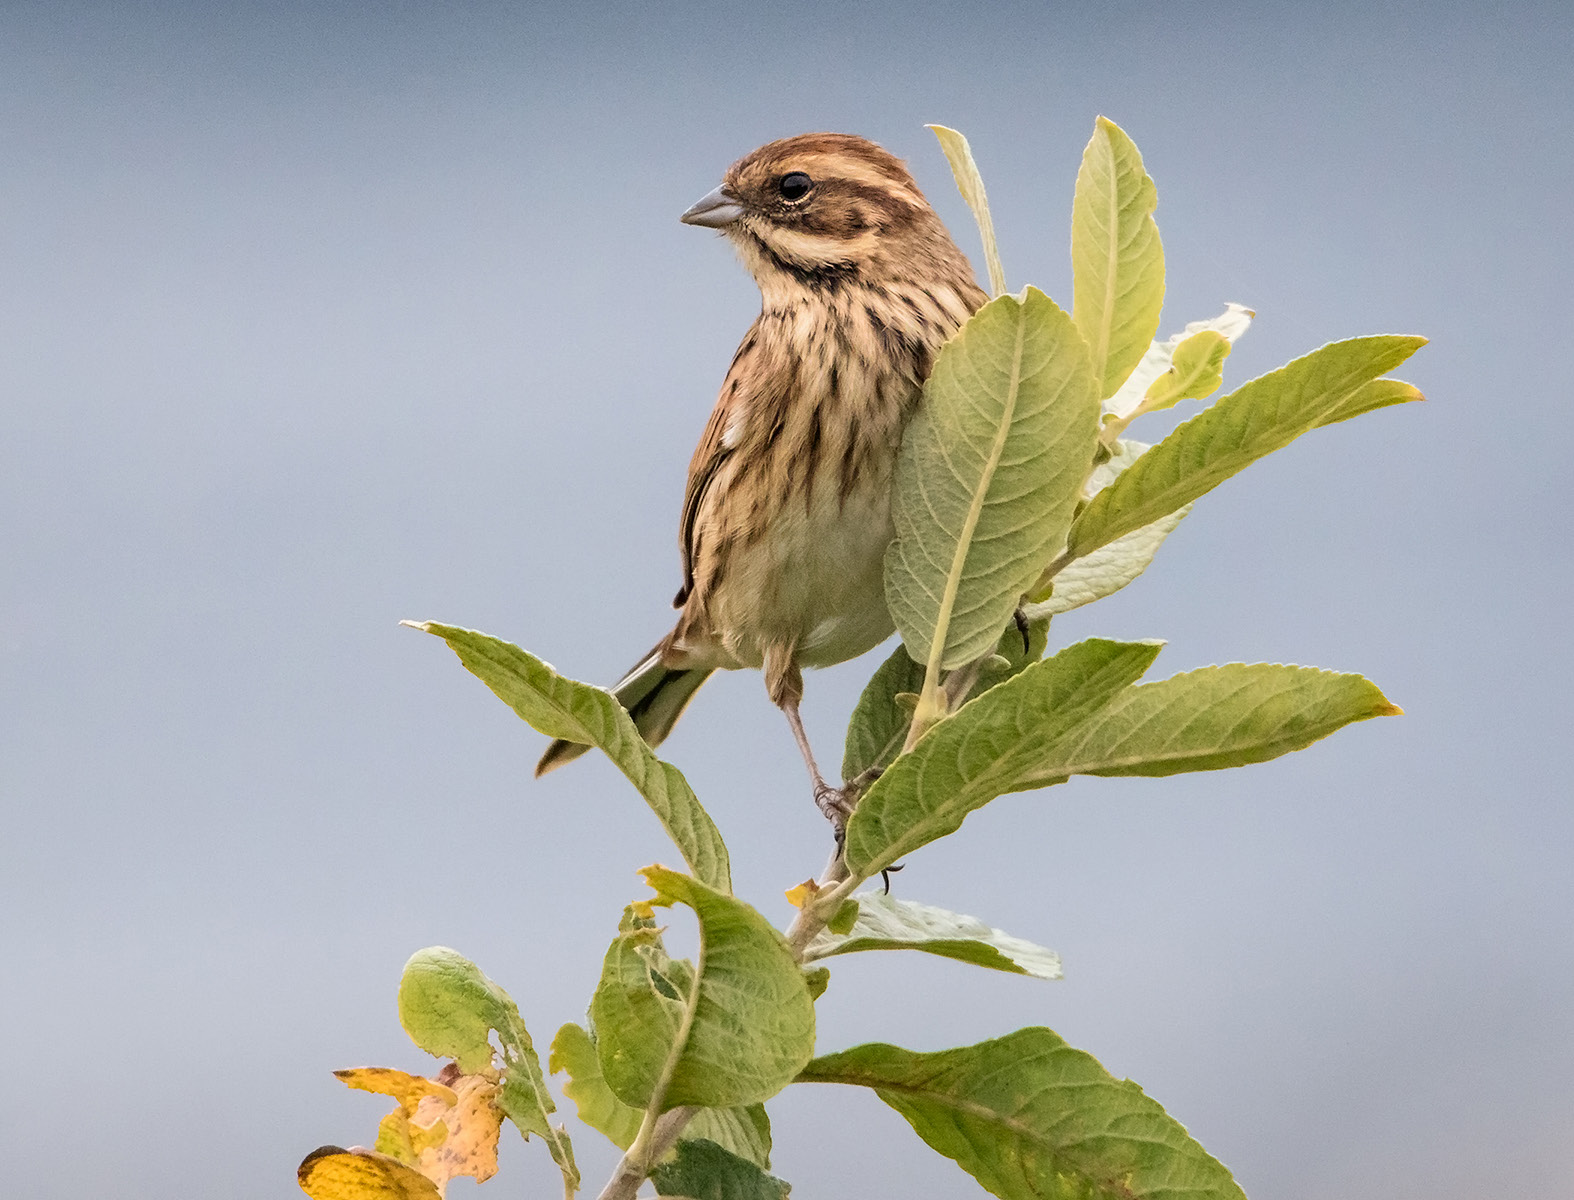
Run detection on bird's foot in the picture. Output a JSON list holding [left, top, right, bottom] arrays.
[[814, 781, 858, 836]]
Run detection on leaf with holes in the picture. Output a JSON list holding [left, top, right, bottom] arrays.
[[592, 870, 814, 1112]]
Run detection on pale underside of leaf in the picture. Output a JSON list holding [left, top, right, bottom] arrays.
[[1105, 303, 1254, 420], [804, 893, 1061, 980], [884, 288, 1099, 672], [1026, 504, 1190, 617], [1072, 116, 1166, 400], [929, 124, 1005, 296], [407, 623, 730, 893]]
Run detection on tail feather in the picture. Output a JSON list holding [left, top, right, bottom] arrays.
[[535, 643, 714, 776]]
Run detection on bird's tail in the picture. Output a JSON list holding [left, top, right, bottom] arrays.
[[535, 640, 714, 776]]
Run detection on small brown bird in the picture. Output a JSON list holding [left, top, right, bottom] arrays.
[[539, 133, 987, 823]]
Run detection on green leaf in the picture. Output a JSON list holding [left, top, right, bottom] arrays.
[[1026, 439, 1189, 614], [1314, 377, 1425, 428], [884, 288, 1100, 675], [804, 893, 1061, 980], [799, 1028, 1246, 1200], [398, 947, 511, 1074], [650, 1139, 791, 1200], [1105, 303, 1253, 420], [396, 948, 578, 1193], [967, 613, 1051, 698], [842, 617, 1048, 784], [844, 639, 1163, 878], [802, 966, 831, 1002], [1072, 116, 1166, 399], [841, 641, 925, 783], [929, 124, 1006, 295], [1141, 329, 1230, 413], [593, 871, 815, 1113], [1018, 662, 1402, 787], [1068, 335, 1428, 560], [406, 622, 730, 893], [551, 1022, 772, 1166], [590, 907, 690, 1111], [689, 1106, 773, 1171], [550, 1022, 644, 1152]]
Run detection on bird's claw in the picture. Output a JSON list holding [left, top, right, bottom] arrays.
[[814, 782, 857, 837]]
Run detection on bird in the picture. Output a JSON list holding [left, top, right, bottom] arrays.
[[537, 132, 987, 827]]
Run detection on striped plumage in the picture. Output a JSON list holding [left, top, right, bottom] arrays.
[[539, 133, 986, 822]]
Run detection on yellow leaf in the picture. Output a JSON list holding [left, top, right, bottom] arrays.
[[330, 1065, 503, 1192], [297, 1146, 441, 1200], [784, 879, 818, 909], [336, 1068, 457, 1110], [417, 1072, 503, 1190]]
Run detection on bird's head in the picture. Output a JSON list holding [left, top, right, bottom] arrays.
[[681, 132, 972, 298]]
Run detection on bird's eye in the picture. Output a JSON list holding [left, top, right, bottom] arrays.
[[778, 172, 813, 201]]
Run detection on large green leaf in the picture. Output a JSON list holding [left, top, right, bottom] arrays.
[[395, 947, 578, 1193], [1026, 440, 1189, 614], [650, 1139, 790, 1200], [844, 639, 1163, 878], [799, 1029, 1246, 1200], [929, 124, 1006, 296], [845, 644, 1397, 879], [406, 622, 730, 893], [550, 1022, 772, 1165], [1072, 116, 1166, 400], [593, 870, 815, 1112], [884, 288, 1099, 674], [804, 893, 1061, 980], [1067, 335, 1427, 560], [1017, 662, 1401, 787]]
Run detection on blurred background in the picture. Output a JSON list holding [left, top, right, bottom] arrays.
[[4, 2, 1570, 1197]]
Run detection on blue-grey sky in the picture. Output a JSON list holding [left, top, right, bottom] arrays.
[[4, 3, 1570, 1197]]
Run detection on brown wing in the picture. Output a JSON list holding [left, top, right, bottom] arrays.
[[673, 322, 763, 607], [673, 403, 733, 608]]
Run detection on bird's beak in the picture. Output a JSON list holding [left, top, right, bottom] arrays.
[[680, 185, 745, 228]]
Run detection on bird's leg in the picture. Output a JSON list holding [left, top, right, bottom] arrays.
[[779, 696, 856, 830], [766, 644, 855, 832]]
